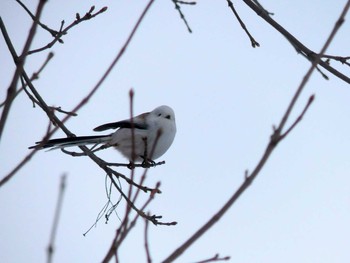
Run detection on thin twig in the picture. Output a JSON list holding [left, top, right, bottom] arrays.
[[102, 181, 176, 263], [60, 146, 165, 168], [161, 1, 350, 262], [107, 161, 166, 168], [194, 254, 231, 263], [106, 164, 161, 194], [172, 0, 196, 33], [60, 146, 162, 192], [127, 89, 136, 217], [15, 0, 58, 36], [322, 54, 350, 67], [47, 174, 67, 263], [279, 94, 315, 140], [20, 75, 40, 106], [27, 6, 108, 55], [49, 106, 78, 116], [226, 0, 260, 47]]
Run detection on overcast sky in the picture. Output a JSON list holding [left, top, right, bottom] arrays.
[[1, 1, 350, 262]]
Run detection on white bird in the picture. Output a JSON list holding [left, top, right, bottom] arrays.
[[29, 105, 176, 162]]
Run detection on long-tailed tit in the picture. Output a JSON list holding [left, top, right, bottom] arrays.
[[29, 105, 176, 162]]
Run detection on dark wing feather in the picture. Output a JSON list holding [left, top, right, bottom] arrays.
[[93, 120, 148, 132], [28, 135, 110, 149]]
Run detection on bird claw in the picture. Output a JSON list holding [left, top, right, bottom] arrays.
[[127, 161, 135, 170], [141, 157, 156, 168]]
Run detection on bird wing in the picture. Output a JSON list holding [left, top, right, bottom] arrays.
[[93, 112, 149, 132]]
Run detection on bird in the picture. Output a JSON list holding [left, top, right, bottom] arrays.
[[29, 105, 176, 163]]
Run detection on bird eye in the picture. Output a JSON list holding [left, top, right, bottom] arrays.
[[165, 115, 171, 119], [158, 113, 162, 117]]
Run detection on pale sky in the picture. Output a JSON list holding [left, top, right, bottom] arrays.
[[1, 1, 350, 262]]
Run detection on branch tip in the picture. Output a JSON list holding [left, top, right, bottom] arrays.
[[309, 94, 315, 103], [89, 6, 95, 14]]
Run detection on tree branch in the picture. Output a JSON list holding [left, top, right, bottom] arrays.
[[162, 1, 350, 262], [0, 0, 47, 141], [47, 174, 67, 263], [226, 0, 260, 47], [240, 0, 350, 84]]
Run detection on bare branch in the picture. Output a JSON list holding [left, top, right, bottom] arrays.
[[172, 0, 196, 33], [241, 0, 350, 84], [0, 52, 54, 108], [279, 95, 315, 140], [1, 0, 152, 187], [322, 54, 350, 67], [27, 6, 108, 55], [226, 0, 260, 47], [15, 0, 58, 36], [48, 106, 78, 116], [102, 181, 176, 263], [0, 0, 47, 141], [162, 1, 350, 262], [107, 161, 166, 168], [144, 213, 152, 263]]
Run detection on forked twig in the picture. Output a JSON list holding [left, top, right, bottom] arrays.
[[172, 0, 196, 33], [26, 5, 108, 55]]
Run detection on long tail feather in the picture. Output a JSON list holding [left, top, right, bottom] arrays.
[[29, 135, 111, 150]]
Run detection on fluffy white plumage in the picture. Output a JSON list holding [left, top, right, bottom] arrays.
[[30, 105, 176, 162]]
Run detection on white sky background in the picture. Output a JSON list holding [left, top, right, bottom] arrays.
[[1, 0, 350, 262]]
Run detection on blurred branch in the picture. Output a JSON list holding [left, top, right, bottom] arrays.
[[162, 1, 350, 262], [279, 94, 315, 140], [47, 174, 67, 263], [240, 0, 350, 84], [226, 0, 260, 47], [0, 52, 54, 108], [144, 213, 152, 263], [48, 106, 78, 116], [172, 0, 196, 33], [0, 0, 46, 141], [15, 0, 58, 36], [0, 111, 54, 187]]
